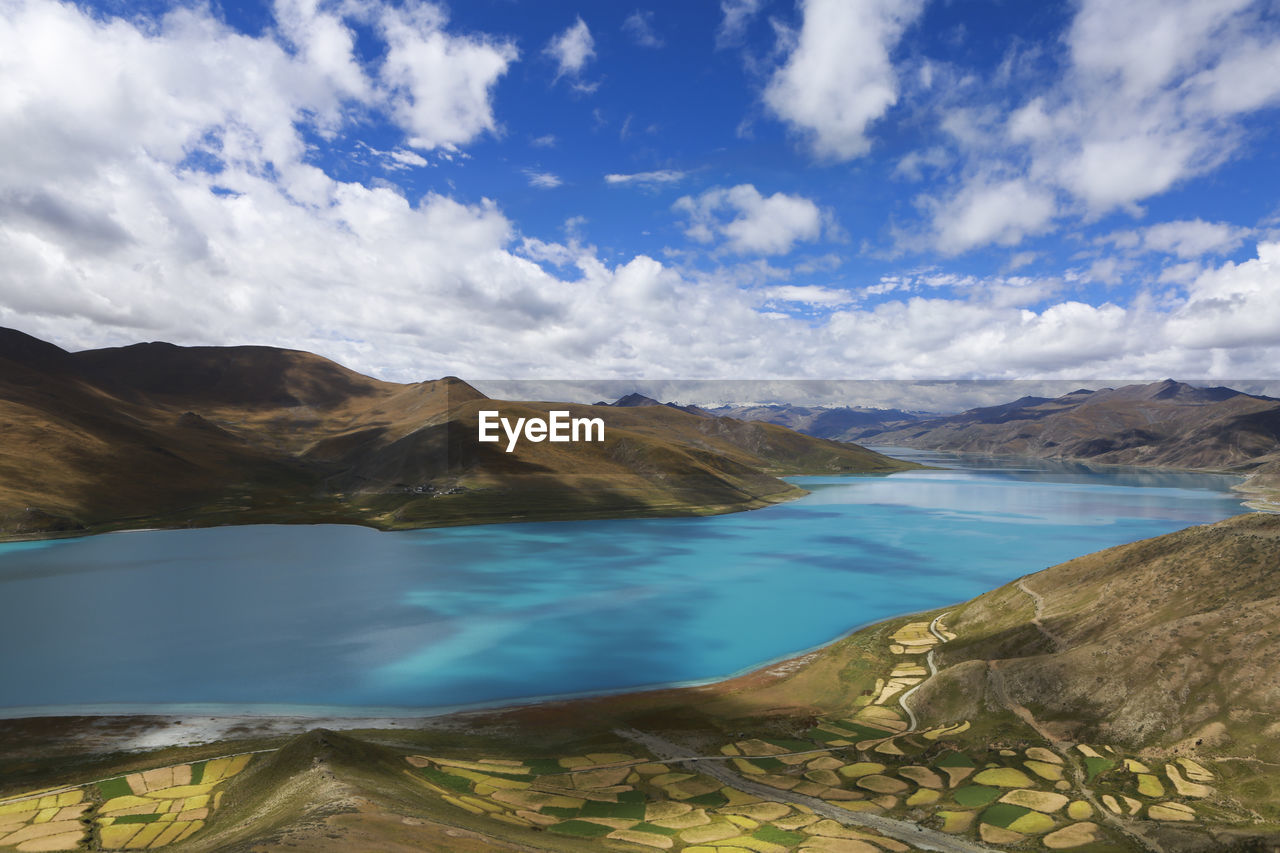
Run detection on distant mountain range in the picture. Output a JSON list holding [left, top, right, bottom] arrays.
[[854, 379, 1280, 498], [706, 402, 928, 441], [0, 328, 916, 538], [597, 394, 927, 440], [600, 380, 1280, 502]]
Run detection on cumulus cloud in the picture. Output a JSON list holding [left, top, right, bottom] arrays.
[[916, 0, 1280, 253], [1103, 219, 1253, 259], [2, 0, 1279, 385], [378, 5, 517, 150], [927, 178, 1057, 255], [673, 185, 828, 255], [544, 16, 596, 89], [763, 0, 926, 160], [622, 10, 662, 48]]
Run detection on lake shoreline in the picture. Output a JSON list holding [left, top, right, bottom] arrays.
[[0, 454, 1252, 738]]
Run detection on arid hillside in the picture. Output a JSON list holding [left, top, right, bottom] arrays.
[[0, 328, 916, 537]]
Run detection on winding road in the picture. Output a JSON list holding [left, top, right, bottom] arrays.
[[897, 611, 951, 732]]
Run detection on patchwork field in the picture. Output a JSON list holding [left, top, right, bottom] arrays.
[[405, 750, 909, 852], [386, 613, 1232, 852], [0, 754, 253, 851]]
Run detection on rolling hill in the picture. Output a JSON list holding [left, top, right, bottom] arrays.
[[0, 328, 917, 538]]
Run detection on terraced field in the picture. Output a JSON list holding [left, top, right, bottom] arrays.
[[405, 750, 910, 852], [0, 754, 253, 850]]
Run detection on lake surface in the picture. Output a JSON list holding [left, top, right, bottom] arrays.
[[0, 450, 1248, 716]]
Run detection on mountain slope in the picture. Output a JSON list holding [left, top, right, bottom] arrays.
[[0, 328, 917, 537], [917, 513, 1280, 748]]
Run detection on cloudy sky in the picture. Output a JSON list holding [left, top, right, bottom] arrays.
[[1, 0, 1279, 386]]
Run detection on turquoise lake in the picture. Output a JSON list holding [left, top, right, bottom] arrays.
[[0, 449, 1250, 716]]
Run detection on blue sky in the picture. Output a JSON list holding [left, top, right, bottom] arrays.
[[1, 0, 1278, 386]]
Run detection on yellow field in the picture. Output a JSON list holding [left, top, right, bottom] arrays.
[[1042, 821, 1100, 849], [1148, 802, 1195, 821], [1164, 764, 1213, 797], [1024, 760, 1064, 781], [1066, 800, 1093, 820], [1007, 811, 1055, 834], [999, 789, 1069, 812], [1136, 774, 1165, 797], [972, 767, 1033, 787], [0, 755, 252, 852]]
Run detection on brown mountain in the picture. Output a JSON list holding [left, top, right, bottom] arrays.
[[0, 328, 916, 538], [860, 380, 1280, 498]]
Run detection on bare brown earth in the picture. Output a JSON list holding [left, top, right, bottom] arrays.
[[0, 327, 916, 538], [919, 513, 1280, 749]]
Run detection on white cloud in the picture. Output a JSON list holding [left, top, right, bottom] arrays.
[[523, 170, 562, 189], [716, 0, 763, 48], [928, 178, 1057, 255], [273, 0, 372, 106], [893, 146, 949, 181], [544, 16, 596, 87], [673, 185, 827, 255], [2, 0, 1280, 386], [763, 0, 926, 160], [378, 4, 517, 151], [358, 143, 431, 171], [1166, 242, 1280, 350], [762, 285, 854, 306], [622, 10, 662, 48], [1158, 261, 1203, 283], [604, 170, 687, 188], [530, 134, 557, 148], [1105, 219, 1253, 259], [1044, 0, 1280, 214], [909, 0, 1280, 254], [1086, 257, 1133, 286], [1007, 251, 1037, 271]]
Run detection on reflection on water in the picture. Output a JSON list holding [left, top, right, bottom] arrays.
[[0, 451, 1248, 715]]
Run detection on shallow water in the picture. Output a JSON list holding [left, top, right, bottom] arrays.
[[0, 450, 1247, 715]]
